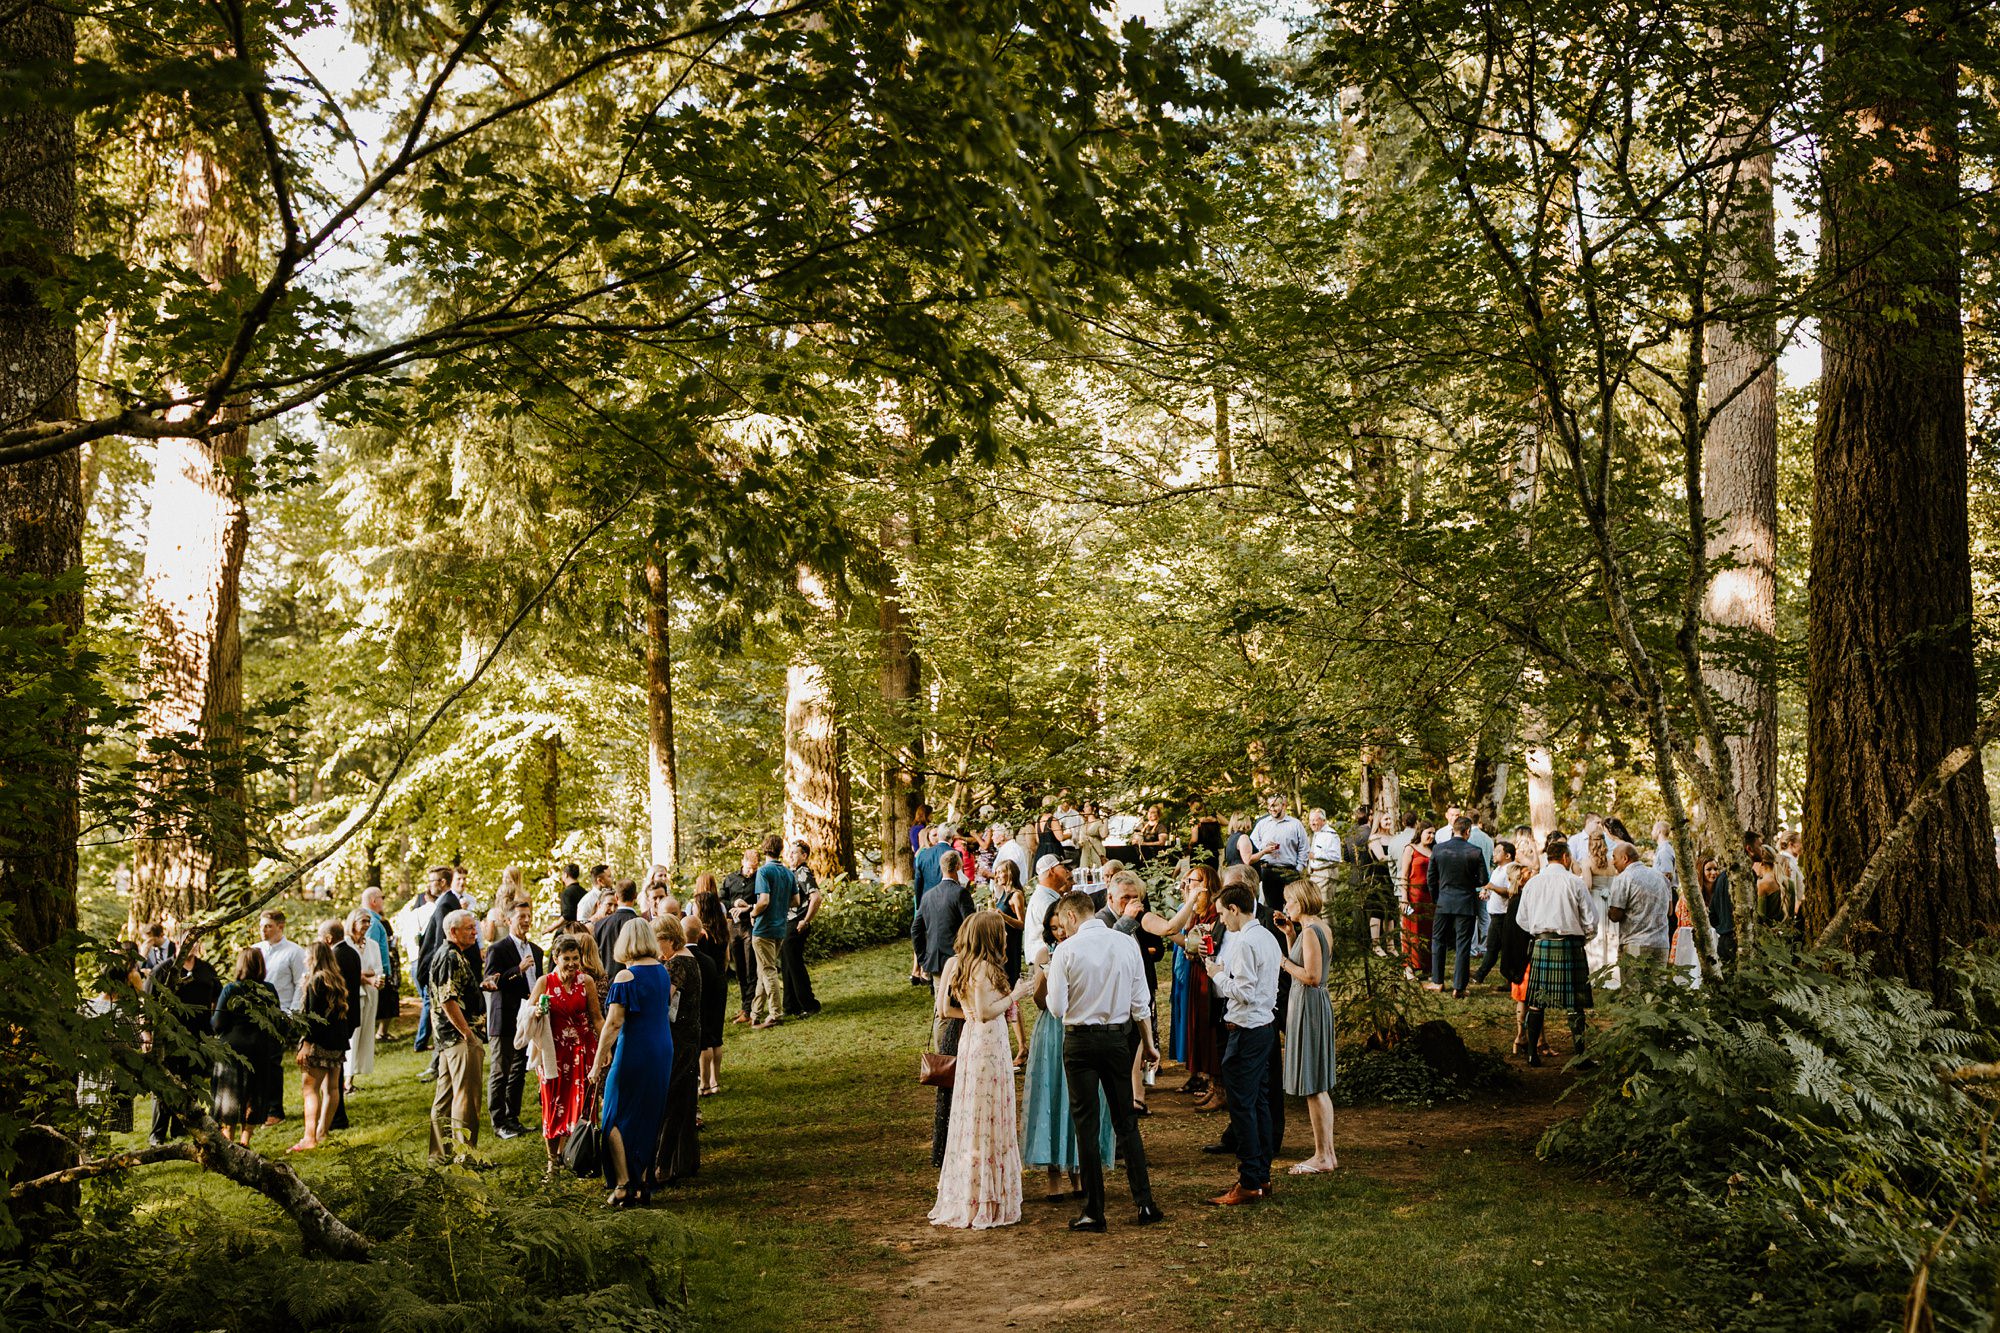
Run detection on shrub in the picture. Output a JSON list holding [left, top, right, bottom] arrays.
[[1541, 942, 2000, 1331], [804, 877, 911, 961]]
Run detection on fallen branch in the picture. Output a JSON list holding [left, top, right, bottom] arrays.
[[10, 1116, 371, 1260], [1940, 1062, 2000, 1085]]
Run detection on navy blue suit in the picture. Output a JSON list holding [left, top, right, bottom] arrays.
[[1429, 836, 1489, 992]]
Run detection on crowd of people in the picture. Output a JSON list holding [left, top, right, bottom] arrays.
[[914, 792, 1805, 1231], [114, 787, 1804, 1229], [126, 831, 827, 1206]]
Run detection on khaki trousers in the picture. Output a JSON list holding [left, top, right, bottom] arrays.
[[750, 936, 785, 1023], [428, 1039, 485, 1162]]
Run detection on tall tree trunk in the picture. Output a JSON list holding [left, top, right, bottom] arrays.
[[643, 544, 680, 874], [129, 141, 255, 937], [0, 1, 82, 955], [785, 568, 853, 880], [1701, 111, 1779, 839], [1803, 6, 2000, 991], [877, 516, 921, 887], [0, 1, 82, 1235], [1211, 384, 1233, 485]]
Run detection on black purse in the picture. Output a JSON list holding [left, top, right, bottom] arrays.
[[562, 1091, 601, 1177]]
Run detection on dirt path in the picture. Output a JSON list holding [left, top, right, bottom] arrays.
[[839, 1045, 1577, 1331]]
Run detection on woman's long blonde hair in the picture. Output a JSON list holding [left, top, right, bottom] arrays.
[[950, 911, 1009, 1004]]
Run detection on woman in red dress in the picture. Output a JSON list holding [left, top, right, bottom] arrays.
[[1401, 825, 1436, 978], [529, 935, 602, 1171]]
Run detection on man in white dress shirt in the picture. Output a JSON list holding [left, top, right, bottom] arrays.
[[1043, 892, 1164, 1231], [1202, 879, 1282, 1206], [1306, 808, 1345, 893], [1514, 836, 1600, 1065]]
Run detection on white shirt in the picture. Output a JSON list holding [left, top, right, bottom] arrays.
[[258, 937, 308, 1012], [1250, 814, 1311, 870], [1605, 863, 1674, 950], [353, 934, 384, 980], [1309, 826, 1345, 865], [1567, 830, 1592, 867], [1515, 865, 1600, 939], [1204, 918, 1281, 1029], [1483, 863, 1516, 916], [1044, 917, 1151, 1026], [1057, 808, 1084, 839], [1025, 886, 1060, 966], [1105, 813, 1140, 844], [996, 839, 1033, 892], [1654, 838, 1678, 885], [577, 888, 602, 922], [510, 931, 538, 985]]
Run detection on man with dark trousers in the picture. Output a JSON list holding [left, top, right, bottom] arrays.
[[1043, 891, 1164, 1232], [415, 866, 462, 1081], [911, 850, 976, 985], [720, 847, 759, 1022], [1429, 815, 1491, 998], [483, 899, 544, 1137], [1206, 866, 1290, 1162], [1202, 878, 1282, 1205]]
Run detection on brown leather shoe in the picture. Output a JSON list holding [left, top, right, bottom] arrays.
[[1205, 1184, 1263, 1207]]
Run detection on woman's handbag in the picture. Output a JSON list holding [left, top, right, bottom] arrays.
[[562, 1092, 601, 1177], [918, 1049, 956, 1088]]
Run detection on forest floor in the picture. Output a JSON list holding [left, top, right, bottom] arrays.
[[121, 944, 1726, 1331]]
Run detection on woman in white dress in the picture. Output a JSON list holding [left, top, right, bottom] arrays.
[[343, 909, 383, 1091], [928, 911, 1036, 1230]]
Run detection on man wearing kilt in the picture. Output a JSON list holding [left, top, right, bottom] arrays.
[[1513, 834, 1600, 1067]]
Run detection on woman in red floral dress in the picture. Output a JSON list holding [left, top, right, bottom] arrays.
[[530, 935, 602, 1170]]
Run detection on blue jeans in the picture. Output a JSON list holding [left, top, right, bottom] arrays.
[[1431, 910, 1476, 992], [414, 984, 433, 1051], [1220, 1023, 1277, 1190], [1472, 898, 1490, 956]]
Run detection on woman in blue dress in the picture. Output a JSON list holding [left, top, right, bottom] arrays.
[[1018, 909, 1115, 1203], [588, 917, 674, 1207]]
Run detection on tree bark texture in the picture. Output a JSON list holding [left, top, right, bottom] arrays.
[[1701, 123, 1779, 839], [644, 545, 680, 874], [1804, 6, 2000, 991], [0, 1, 82, 954], [785, 569, 853, 880], [876, 518, 921, 887]]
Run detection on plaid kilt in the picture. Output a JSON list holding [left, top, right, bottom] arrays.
[[1526, 936, 1593, 1011]]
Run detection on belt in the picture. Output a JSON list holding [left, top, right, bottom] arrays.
[[1067, 1021, 1132, 1031], [1533, 932, 1584, 941]]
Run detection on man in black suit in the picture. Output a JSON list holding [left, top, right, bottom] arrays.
[[592, 880, 641, 972], [720, 848, 760, 1020], [1429, 815, 1491, 998], [483, 900, 544, 1137], [558, 863, 586, 923], [911, 849, 976, 983], [416, 866, 463, 1081]]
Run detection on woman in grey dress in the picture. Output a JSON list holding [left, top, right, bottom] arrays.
[[1276, 878, 1340, 1174]]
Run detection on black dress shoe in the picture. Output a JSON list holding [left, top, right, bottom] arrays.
[[1201, 1141, 1232, 1155], [1135, 1205, 1167, 1226], [1068, 1214, 1108, 1233]]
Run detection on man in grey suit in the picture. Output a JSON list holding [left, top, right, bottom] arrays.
[[911, 849, 976, 983], [1428, 815, 1490, 998]]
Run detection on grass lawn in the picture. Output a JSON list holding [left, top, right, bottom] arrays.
[[109, 943, 1719, 1331]]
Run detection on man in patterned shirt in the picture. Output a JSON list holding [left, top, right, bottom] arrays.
[[427, 910, 487, 1166]]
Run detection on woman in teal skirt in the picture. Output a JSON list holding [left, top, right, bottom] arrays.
[[1018, 912, 1115, 1202]]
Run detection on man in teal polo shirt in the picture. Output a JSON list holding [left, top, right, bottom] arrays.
[[749, 834, 796, 1029]]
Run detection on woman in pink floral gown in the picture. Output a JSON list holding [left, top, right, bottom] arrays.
[[929, 911, 1038, 1230]]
